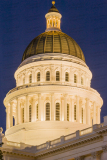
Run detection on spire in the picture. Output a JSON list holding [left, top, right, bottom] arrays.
[[45, 1, 62, 32]]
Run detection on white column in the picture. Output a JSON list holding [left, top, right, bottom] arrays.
[[91, 151, 101, 160], [6, 107, 9, 129], [10, 102, 13, 127], [32, 69, 35, 83], [69, 97, 72, 121], [71, 96, 74, 122], [41, 66, 44, 82], [86, 98, 90, 125], [61, 97, 64, 121], [61, 65, 64, 83], [32, 97, 36, 122], [64, 94, 67, 121], [41, 96, 43, 121], [51, 93, 54, 121], [25, 71, 28, 84], [76, 96, 80, 123], [82, 99, 86, 124], [102, 146, 107, 160], [97, 106, 100, 124], [26, 95, 29, 122], [16, 98, 18, 124], [51, 65, 54, 81], [93, 102, 96, 124], [38, 94, 41, 121]]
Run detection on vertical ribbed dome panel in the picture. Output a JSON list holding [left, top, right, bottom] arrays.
[[22, 31, 85, 62]]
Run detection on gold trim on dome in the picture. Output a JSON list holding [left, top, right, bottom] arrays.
[[22, 31, 85, 62]]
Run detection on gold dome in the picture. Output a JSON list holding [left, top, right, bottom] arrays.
[[22, 31, 85, 62]]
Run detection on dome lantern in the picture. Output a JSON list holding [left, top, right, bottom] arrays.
[[45, 1, 62, 32]]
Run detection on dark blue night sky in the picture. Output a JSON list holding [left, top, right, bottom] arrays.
[[0, 0, 107, 132]]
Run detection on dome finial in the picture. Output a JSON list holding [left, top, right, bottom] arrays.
[[52, 1, 55, 5]]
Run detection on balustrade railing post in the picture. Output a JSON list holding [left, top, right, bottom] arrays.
[[60, 136, 65, 144], [46, 141, 50, 149], [76, 130, 80, 139], [93, 124, 98, 130]]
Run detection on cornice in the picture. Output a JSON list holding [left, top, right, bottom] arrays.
[[35, 132, 103, 159], [0, 147, 35, 158], [4, 85, 102, 106]]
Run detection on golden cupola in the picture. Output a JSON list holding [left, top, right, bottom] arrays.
[[45, 1, 62, 31]]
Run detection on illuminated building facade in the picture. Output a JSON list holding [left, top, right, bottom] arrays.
[[0, 1, 107, 160]]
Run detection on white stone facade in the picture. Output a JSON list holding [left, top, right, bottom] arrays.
[[3, 53, 103, 145]]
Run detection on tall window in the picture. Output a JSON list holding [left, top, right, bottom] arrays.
[[46, 71, 50, 81], [82, 108, 83, 123], [36, 104, 38, 119], [46, 103, 50, 121], [81, 77, 83, 85], [67, 104, 69, 121], [29, 74, 32, 83], [74, 105, 76, 120], [22, 108, 24, 123], [74, 74, 77, 83], [37, 72, 40, 82], [65, 72, 69, 82], [29, 105, 32, 122], [56, 103, 60, 121], [56, 71, 60, 81], [23, 77, 25, 85]]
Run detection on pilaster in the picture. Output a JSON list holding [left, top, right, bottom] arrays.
[[93, 101, 96, 124], [76, 96, 80, 123], [64, 94, 67, 121], [86, 98, 90, 125], [26, 95, 29, 123], [51, 93, 54, 121], [10, 101, 13, 127], [71, 96, 74, 122], [38, 93, 41, 121], [102, 145, 107, 160]]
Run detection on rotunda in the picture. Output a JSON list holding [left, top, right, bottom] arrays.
[[4, 1, 103, 145]]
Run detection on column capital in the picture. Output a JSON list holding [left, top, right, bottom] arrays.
[[91, 151, 102, 158], [70, 95, 75, 100], [51, 93, 54, 96], [76, 95, 80, 99], [86, 98, 89, 102], [33, 96, 37, 100], [38, 93, 41, 98], [63, 94, 67, 98], [9, 101, 14, 106]]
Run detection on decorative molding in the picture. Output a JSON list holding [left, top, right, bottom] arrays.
[[102, 145, 107, 152], [91, 151, 102, 158]]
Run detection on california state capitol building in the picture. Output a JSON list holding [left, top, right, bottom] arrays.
[[0, 1, 107, 160]]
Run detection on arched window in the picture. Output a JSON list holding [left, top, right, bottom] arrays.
[[67, 104, 69, 121], [82, 108, 83, 123], [56, 103, 60, 121], [23, 77, 25, 85], [22, 108, 24, 123], [29, 74, 32, 83], [36, 104, 38, 119], [46, 71, 50, 81], [56, 71, 60, 81], [74, 105, 76, 120], [81, 77, 83, 85], [74, 74, 77, 83], [46, 103, 50, 121], [65, 72, 69, 82], [37, 72, 40, 82], [29, 105, 32, 122]]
